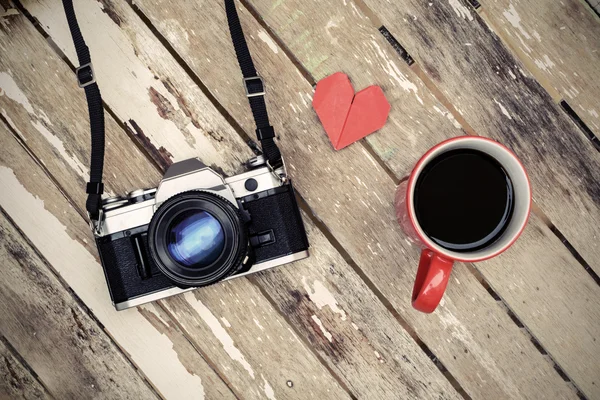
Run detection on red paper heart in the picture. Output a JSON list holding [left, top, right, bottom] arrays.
[[312, 72, 390, 150]]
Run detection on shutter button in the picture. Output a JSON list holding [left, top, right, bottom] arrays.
[[244, 178, 258, 192]]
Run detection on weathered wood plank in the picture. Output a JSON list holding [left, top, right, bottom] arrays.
[[0, 14, 352, 400], [0, 338, 51, 400], [30, 0, 582, 398], [163, 213, 462, 399], [360, 0, 600, 275], [0, 202, 159, 399], [0, 123, 237, 400], [2, 5, 467, 398], [478, 0, 600, 135], [245, 0, 600, 398], [0, 16, 242, 400]]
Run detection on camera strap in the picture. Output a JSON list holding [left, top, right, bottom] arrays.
[[62, 0, 283, 222]]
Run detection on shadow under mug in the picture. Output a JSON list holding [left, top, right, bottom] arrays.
[[395, 136, 531, 313]]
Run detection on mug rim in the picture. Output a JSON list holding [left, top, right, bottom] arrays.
[[406, 136, 531, 262]]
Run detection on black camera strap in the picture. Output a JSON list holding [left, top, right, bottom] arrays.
[[62, 0, 104, 221], [62, 0, 283, 222], [224, 0, 283, 171]]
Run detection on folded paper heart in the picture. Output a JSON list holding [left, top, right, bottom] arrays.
[[312, 72, 391, 150]]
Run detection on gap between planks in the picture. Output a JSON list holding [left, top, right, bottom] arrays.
[[22, 0, 593, 395], [0, 117, 170, 400], [349, 0, 600, 280], [11, 1, 596, 397], [236, 1, 596, 395], [8, 4, 467, 398]]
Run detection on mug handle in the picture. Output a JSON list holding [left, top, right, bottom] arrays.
[[412, 249, 454, 313]]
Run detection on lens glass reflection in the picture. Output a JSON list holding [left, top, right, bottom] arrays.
[[167, 210, 225, 268]]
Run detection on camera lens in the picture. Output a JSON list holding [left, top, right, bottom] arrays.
[[148, 191, 247, 287], [167, 210, 225, 268]]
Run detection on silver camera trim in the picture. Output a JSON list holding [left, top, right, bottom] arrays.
[[114, 251, 308, 310], [95, 157, 307, 310], [96, 158, 284, 237]]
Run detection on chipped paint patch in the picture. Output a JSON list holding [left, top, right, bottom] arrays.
[[221, 317, 232, 328], [0, 71, 35, 114], [311, 315, 333, 342], [370, 41, 423, 104], [503, 4, 530, 40], [534, 55, 555, 72], [183, 292, 255, 379], [262, 374, 277, 400], [258, 30, 279, 54], [0, 166, 206, 399], [0, 71, 52, 126], [503, 5, 533, 52], [493, 99, 513, 120], [32, 120, 88, 178], [448, 0, 473, 21], [302, 277, 347, 320]]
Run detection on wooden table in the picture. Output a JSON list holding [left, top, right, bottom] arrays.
[[1, 0, 599, 399]]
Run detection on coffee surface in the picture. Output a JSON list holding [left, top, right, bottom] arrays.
[[414, 149, 514, 252]]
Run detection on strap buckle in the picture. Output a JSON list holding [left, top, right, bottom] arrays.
[[267, 157, 288, 184], [76, 63, 96, 88], [243, 75, 265, 98], [88, 209, 104, 236]]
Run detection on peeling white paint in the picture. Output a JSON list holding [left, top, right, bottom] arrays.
[[0, 166, 206, 399], [503, 5, 533, 52], [31, 121, 88, 178], [448, 0, 473, 21], [262, 375, 277, 400], [0, 71, 52, 126], [258, 30, 279, 54], [302, 277, 347, 321], [325, 18, 342, 46], [370, 41, 423, 104], [311, 315, 333, 342], [183, 292, 256, 379], [493, 99, 513, 120], [0, 71, 35, 114], [534, 55, 555, 72]]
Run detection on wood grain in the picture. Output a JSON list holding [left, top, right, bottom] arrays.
[[0, 206, 159, 399], [162, 214, 462, 399], [0, 17, 243, 399], [0, 21, 351, 400], [478, 0, 600, 134], [2, 4, 466, 398], [47, 0, 580, 398], [359, 0, 600, 275], [0, 338, 51, 400], [0, 122, 238, 400], [244, 0, 600, 398]]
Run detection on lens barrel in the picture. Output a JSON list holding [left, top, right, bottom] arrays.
[[148, 191, 247, 287]]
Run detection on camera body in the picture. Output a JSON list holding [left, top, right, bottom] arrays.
[[94, 156, 309, 310]]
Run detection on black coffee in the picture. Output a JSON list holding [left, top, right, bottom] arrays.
[[414, 149, 514, 252]]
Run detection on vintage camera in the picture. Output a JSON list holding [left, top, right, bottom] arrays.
[[93, 156, 309, 310]]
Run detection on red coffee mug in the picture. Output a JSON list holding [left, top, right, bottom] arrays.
[[395, 136, 531, 313]]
